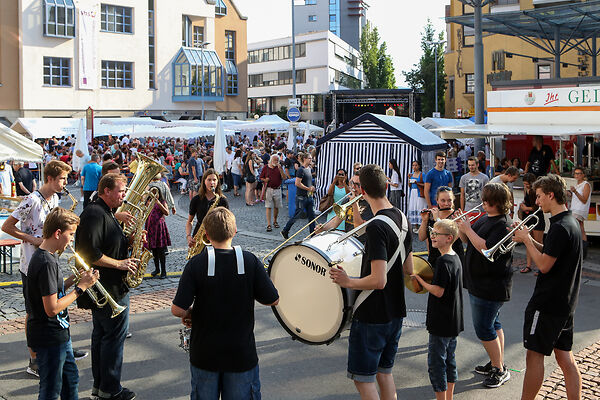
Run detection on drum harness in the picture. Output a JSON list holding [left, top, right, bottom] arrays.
[[351, 214, 409, 313]]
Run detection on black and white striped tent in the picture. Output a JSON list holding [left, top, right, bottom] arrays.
[[316, 113, 448, 212]]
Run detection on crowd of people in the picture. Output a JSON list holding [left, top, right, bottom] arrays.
[[0, 130, 590, 400]]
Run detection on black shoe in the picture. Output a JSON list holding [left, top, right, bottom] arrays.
[[107, 388, 136, 400], [474, 361, 492, 375], [73, 349, 88, 361], [151, 269, 159, 277], [483, 366, 510, 388], [281, 230, 289, 240]]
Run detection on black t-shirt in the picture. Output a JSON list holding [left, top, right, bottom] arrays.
[[113, 150, 124, 166], [295, 167, 312, 197], [25, 249, 70, 348], [528, 144, 554, 177], [344, 199, 374, 236], [528, 211, 582, 316], [426, 212, 465, 274], [15, 167, 34, 196], [76, 197, 130, 303], [172, 248, 279, 372], [189, 195, 229, 235], [464, 214, 513, 302], [426, 253, 464, 337], [353, 208, 413, 323]]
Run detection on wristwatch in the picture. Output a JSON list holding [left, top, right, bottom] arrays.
[[74, 286, 84, 297]]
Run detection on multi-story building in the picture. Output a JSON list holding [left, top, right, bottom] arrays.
[[444, 0, 598, 119], [293, 0, 368, 51], [0, 0, 248, 124], [247, 30, 362, 127]]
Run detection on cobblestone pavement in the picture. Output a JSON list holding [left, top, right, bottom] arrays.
[[2, 185, 600, 399]]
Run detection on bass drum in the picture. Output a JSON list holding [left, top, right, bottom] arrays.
[[268, 231, 363, 345]]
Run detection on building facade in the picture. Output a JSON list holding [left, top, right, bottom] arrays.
[[0, 0, 248, 124], [294, 0, 367, 51], [247, 30, 362, 127], [444, 0, 598, 119]]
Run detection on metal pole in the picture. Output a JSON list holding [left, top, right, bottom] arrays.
[[554, 27, 561, 79], [592, 35, 597, 77], [434, 44, 438, 114], [474, 1, 485, 153], [292, 0, 297, 100]]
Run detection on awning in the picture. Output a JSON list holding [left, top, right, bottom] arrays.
[[0, 124, 44, 162], [432, 124, 600, 140]]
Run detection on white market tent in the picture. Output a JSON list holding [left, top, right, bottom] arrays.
[[128, 126, 235, 139], [0, 124, 44, 162], [235, 114, 324, 135]]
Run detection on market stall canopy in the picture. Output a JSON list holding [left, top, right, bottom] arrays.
[[0, 124, 44, 162], [433, 124, 600, 140], [236, 114, 290, 133], [418, 117, 474, 131], [128, 126, 235, 139]]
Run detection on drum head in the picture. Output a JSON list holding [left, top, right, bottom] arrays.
[[269, 243, 348, 345]]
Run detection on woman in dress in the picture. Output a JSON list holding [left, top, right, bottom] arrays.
[[387, 158, 403, 209], [186, 168, 229, 249], [407, 160, 426, 233], [326, 168, 350, 230], [244, 151, 258, 206], [569, 166, 591, 258], [147, 177, 172, 279], [231, 149, 243, 197]]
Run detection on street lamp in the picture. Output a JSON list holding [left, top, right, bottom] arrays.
[[426, 40, 446, 116]]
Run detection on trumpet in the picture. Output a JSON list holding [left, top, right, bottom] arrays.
[[451, 203, 484, 223], [67, 244, 127, 318], [481, 208, 542, 262]]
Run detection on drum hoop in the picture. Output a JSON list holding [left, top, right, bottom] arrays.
[[268, 234, 358, 345]]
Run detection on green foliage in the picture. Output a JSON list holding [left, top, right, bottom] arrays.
[[403, 19, 447, 118], [359, 22, 396, 89], [276, 106, 288, 120]]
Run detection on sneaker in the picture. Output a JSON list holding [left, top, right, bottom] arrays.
[[474, 361, 493, 375], [126, 332, 133, 339], [107, 387, 136, 400], [73, 349, 88, 361], [26, 358, 39, 378], [483, 366, 510, 388], [280, 230, 289, 240]]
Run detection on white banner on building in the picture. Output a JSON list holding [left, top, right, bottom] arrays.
[[78, 4, 98, 90]]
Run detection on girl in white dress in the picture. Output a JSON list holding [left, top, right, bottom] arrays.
[[407, 160, 427, 233], [569, 166, 591, 258]]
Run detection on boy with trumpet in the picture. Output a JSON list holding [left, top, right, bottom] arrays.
[[512, 174, 582, 400], [24, 207, 98, 399]]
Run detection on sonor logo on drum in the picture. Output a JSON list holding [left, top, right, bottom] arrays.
[[294, 253, 326, 276]]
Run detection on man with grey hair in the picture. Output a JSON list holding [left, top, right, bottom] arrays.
[[259, 154, 289, 232]]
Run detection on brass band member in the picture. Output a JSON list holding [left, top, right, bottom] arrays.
[[418, 186, 465, 271], [186, 168, 229, 248], [75, 173, 139, 400], [456, 182, 513, 389]]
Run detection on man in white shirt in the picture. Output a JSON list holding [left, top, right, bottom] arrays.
[[0, 162, 15, 196], [225, 146, 235, 192]]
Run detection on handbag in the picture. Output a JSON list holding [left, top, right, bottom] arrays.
[[318, 194, 334, 212]]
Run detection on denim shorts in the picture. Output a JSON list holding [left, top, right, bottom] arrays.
[[469, 294, 504, 341], [347, 318, 403, 383], [428, 334, 458, 393], [232, 173, 241, 188], [190, 364, 261, 400]]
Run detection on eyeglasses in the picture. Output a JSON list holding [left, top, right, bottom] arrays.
[[430, 231, 451, 238], [337, 173, 346, 176], [438, 186, 452, 192]]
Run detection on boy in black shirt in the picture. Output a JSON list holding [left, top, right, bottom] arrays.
[[412, 219, 463, 400], [172, 207, 279, 400], [330, 164, 414, 399], [512, 174, 582, 400], [25, 207, 98, 399]]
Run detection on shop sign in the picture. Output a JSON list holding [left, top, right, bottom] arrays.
[[488, 86, 600, 109]]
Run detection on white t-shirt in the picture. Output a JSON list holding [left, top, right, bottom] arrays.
[[0, 166, 14, 196], [232, 157, 243, 175], [571, 181, 591, 217], [225, 151, 235, 170], [390, 170, 402, 191], [11, 191, 59, 274], [489, 174, 513, 191]]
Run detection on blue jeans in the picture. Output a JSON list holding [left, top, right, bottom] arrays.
[[428, 334, 458, 393], [34, 339, 78, 400], [91, 293, 129, 398], [232, 173, 242, 188], [190, 364, 261, 400], [283, 195, 315, 234], [469, 294, 503, 341], [347, 318, 403, 383]]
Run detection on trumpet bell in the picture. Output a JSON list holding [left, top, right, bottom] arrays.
[[404, 255, 434, 294], [111, 303, 127, 318]]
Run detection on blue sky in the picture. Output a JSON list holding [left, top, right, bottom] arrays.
[[234, 0, 449, 86]]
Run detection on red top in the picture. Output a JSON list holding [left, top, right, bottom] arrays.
[[260, 165, 284, 189]]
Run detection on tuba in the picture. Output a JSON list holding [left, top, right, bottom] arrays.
[[123, 187, 160, 288], [187, 189, 220, 259], [116, 153, 167, 237]]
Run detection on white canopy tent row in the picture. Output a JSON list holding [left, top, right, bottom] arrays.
[[0, 124, 44, 163]]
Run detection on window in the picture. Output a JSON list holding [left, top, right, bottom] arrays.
[[333, 69, 361, 89], [308, 15, 317, 22], [43, 0, 75, 38], [248, 69, 306, 87], [462, 3, 474, 14], [494, 0, 519, 4], [148, 0, 155, 89], [329, 0, 340, 34], [248, 43, 305, 64], [173, 48, 224, 100], [301, 95, 324, 112], [102, 61, 133, 88], [43, 57, 71, 86], [193, 26, 204, 48], [215, 0, 227, 16], [305, 0, 317, 4], [463, 26, 474, 47], [465, 73, 475, 94], [537, 65, 551, 79], [226, 61, 238, 95], [225, 31, 235, 61], [101, 4, 133, 33], [182, 16, 192, 46], [448, 76, 455, 99]]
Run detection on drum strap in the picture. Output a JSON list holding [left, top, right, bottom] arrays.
[[207, 246, 245, 276], [353, 214, 408, 313]]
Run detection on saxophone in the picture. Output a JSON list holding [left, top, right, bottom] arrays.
[[63, 188, 78, 212], [187, 189, 221, 259], [124, 187, 159, 288]]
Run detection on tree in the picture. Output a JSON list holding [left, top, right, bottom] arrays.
[[359, 22, 396, 89], [276, 106, 288, 121], [403, 19, 447, 118]]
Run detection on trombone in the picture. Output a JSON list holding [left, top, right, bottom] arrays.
[[451, 203, 484, 222], [481, 208, 542, 262]]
